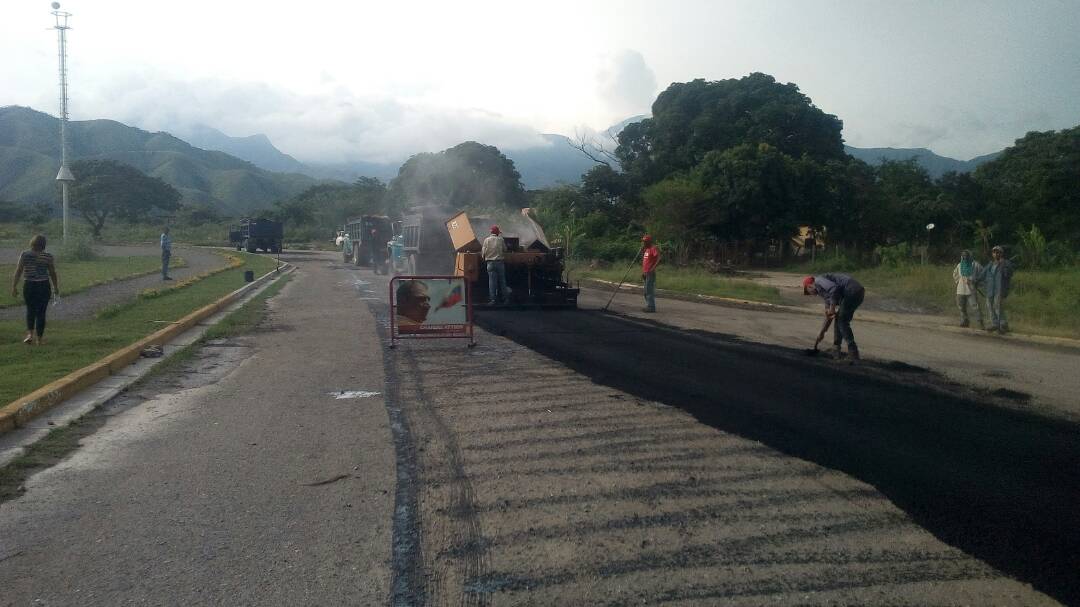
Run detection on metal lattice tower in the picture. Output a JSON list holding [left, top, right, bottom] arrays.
[[51, 2, 75, 242]]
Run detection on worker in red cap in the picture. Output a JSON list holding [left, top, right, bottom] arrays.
[[803, 273, 865, 360], [641, 234, 660, 312], [482, 224, 509, 305]]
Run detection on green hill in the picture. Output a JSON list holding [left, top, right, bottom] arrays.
[[0, 106, 322, 213]]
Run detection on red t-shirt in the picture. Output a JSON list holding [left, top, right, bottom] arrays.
[[642, 246, 660, 274]]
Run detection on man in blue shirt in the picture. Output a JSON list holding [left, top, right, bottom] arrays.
[[160, 226, 173, 281], [803, 273, 865, 361]]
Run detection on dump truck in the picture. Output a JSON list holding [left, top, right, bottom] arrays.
[[344, 215, 394, 273], [229, 218, 283, 253], [445, 209, 578, 308], [402, 208, 456, 275]]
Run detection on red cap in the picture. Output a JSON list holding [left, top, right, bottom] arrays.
[[802, 276, 815, 292], [641, 234, 652, 243], [490, 225, 500, 234]]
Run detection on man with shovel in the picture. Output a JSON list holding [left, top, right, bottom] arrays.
[[804, 273, 865, 361]]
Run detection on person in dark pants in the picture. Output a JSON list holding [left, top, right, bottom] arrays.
[[160, 226, 173, 280], [11, 234, 60, 345], [803, 273, 865, 361]]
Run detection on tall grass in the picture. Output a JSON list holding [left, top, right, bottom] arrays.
[[858, 263, 1080, 338]]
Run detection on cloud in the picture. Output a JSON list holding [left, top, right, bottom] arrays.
[[75, 74, 549, 164], [595, 49, 658, 118]]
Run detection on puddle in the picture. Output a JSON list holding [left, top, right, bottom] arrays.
[[329, 390, 382, 399]]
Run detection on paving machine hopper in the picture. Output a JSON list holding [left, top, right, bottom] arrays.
[[446, 209, 578, 308]]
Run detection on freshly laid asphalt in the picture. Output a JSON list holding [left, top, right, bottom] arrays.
[[475, 305, 1080, 605], [0, 251, 1075, 605]]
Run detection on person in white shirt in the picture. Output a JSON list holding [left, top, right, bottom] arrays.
[[952, 249, 983, 328], [481, 225, 509, 305]]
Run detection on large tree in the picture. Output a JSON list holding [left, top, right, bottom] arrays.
[[389, 141, 526, 211], [70, 159, 181, 238], [617, 73, 846, 184], [974, 126, 1080, 245]]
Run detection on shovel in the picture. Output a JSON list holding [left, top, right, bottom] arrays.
[[804, 315, 834, 357]]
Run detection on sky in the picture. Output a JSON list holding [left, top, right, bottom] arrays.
[[2, 0, 1078, 164]]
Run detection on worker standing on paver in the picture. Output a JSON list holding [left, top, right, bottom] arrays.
[[160, 226, 173, 281], [984, 245, 1014, 334], [803, 273, 865, 361], [641, 235, 660, 313], [482, 225, 509, 305], [952, 249, 984, 328]]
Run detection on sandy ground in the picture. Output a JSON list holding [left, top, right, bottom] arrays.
[[0, 252, 1074, 605]]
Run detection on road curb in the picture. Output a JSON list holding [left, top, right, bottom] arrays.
[[0, 264, 292, 434], [583, 277, 1080, 352]]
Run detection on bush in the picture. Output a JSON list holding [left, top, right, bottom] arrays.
[[55, 235, 101, 262], [874, 242, 913, 267]]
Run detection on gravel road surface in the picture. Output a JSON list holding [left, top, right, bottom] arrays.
[[0, 252, 1072, 605], [0, 245, 229, 321]]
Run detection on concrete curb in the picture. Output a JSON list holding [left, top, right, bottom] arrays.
[[583, 277, 1080, 352], [0, 264, 292, 434]]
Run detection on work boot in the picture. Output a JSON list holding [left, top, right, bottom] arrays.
[[832, 344, 843, 359], [848, 345, 861, 361], [642, 307, 656, 313]]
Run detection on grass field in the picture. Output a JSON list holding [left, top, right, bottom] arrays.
[[0, 220, 231, 248], [0, 252, 280, 405], [855, 264, 1080, 338], [0, 256, 186, 307], [570, 262, 783, 305]]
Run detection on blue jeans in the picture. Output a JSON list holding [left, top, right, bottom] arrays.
[[643, 271, 656, 311], [487, 260, 508, 303], [833, 287, 864, 347], [162, 251, 171, 278], [988, 293, 1008, 330]]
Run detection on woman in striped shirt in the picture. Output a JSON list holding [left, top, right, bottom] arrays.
[[11, 234, 60, 345]]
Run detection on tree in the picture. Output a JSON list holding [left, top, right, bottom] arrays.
[[70, 160, 180, 238], [974, 126, 1080, 246], [389, 141, 526, 211], [617, 73, 846, 184]]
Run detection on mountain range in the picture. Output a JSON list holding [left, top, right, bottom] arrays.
[[0, 106, 319, 214], [1, 105, 1002, 213]]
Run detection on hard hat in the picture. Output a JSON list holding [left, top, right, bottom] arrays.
[[490, 225, 501, 234], [641, 234, 652, 243], [802, 276, 815, 293]]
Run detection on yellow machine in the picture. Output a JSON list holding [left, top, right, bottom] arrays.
[[445, 209, 578, 308]]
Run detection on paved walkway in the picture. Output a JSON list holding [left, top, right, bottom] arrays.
[[0, 245, 228, 321]]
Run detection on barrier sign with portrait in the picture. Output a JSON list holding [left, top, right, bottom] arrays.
[[389, 275, 474, 346]]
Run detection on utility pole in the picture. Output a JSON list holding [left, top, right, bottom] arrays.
[[51, 2, 75, 243]]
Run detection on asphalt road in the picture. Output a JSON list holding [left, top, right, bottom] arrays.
[[474, 305, 1080, 605], [0, 251, 395, 605], [0, 252, 1073, 605]]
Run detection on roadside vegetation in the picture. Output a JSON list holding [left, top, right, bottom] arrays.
[[0, 252, 278, 405], [853, 264, 1080, 338], [569, 261, 783, 305], [0, 255, 186, 307]]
